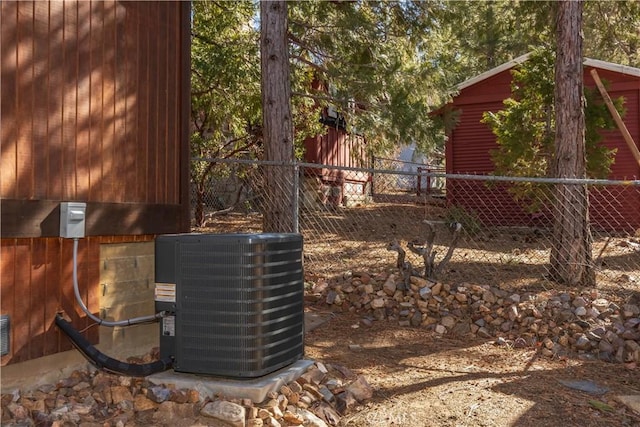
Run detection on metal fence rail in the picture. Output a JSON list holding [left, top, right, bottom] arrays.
[[191, 158, 640, 290]]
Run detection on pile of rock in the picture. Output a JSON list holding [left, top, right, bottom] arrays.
[[1, 361, 372, 427], [308, 270, 640, 363]]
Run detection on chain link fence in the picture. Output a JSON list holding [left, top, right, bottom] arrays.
[[191, 158, 640, 290]]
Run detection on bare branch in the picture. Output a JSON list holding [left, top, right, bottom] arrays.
[[408, 221, 438, 279], [386, 239, 411, 290], [434, 222, 463, 277]]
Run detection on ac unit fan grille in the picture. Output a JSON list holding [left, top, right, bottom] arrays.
[[155, 233, 304, 378]]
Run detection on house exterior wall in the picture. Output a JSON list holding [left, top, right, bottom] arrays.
[[0, 1, 190, 366], [445, 63, 640, 230]]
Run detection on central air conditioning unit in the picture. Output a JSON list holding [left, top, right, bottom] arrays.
[[154, 233, 305, 378]]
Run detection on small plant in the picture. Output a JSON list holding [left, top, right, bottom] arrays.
[[444, 205, 481, 236]]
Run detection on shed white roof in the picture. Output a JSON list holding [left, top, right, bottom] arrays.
[[456, 53, 640, 91]]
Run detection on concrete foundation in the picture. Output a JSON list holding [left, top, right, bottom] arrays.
[[147, 359, 315, 403]]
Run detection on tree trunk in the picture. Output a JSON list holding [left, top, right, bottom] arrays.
[[550, 0, 595, 286], [260, 0, 295, 233]]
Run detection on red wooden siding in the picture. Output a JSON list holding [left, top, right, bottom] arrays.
[[447, 101, 504, 174], [0, 236, 154, 366], [303, 128, 368, 181], [302, 126, 369, 207], [302, 77, 370, 187], [456, 71, 513, 103], [445, 62, 640, 231], [1, 1, 189, 365], [1, 1, 185, 205]]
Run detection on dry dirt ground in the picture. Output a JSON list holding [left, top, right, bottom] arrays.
[[197, 201, 640, 426], [304, 309, 639, 427]]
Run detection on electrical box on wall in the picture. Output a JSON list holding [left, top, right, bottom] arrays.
[[60, 202, 87, 238]]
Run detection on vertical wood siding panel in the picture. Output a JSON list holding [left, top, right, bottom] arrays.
[[29, 238, 47, 359], [89, 1, 103, 202], [32, 2, 50, 199], [137, 3, 149, 202], [178, 1, 191, 229], [76, 1, 92, 200], [147, 5, 159, 203], [59, 238, 75, 352], [62, 2, 78, 199], [2, 2, 187, 366], [16, 2, 35, 199], [123, 3, 138, 202], [1, 3, 18, 198], [165, 4, 178, 204], [48, 2, 64, 199], [85, 239, 100, 343], [340, 132, 346, 168], [75, 238, 90, 334], [12, 239, 31, 362], [157, 4, 168, 203], [112, 2, 127, 203], [44, 238, 62, 355], [102, 1, 116, 201], [0, 240, 16, 365]]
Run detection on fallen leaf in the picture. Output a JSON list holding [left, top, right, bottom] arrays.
[[589, 400, 614, 412]]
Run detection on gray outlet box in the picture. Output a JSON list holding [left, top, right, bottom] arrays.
[[60, 202, 87, 238]]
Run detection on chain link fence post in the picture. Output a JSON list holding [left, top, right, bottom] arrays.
[[293, 161, 300, 234]]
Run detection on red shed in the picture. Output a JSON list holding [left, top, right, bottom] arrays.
[[302, 79, 370, 207], [303, 125, 368, 207], [442, 54, 640, 231]]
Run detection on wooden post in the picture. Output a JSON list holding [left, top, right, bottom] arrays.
[[590, 68, 640, 168]]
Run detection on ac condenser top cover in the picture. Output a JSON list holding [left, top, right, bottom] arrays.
[[155, 233, 304, 378]]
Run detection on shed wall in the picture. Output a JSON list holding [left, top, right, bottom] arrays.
[[446, 65, 640, 231]]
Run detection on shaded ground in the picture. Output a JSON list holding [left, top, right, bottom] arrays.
[[304, 310, 640, 427]]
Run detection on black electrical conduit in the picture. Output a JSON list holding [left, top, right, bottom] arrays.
[[55, 314, 173, 377]]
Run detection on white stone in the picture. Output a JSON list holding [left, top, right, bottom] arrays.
[[201, 400, 246, 427], [371, 298, 385, 309]]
